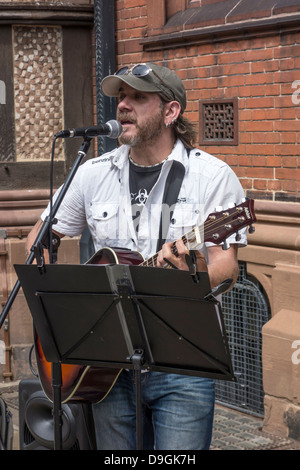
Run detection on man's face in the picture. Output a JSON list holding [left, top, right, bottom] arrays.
[[117, 83, 165, 148]]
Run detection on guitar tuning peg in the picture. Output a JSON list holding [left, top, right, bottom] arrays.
[[235, 232, 241, 241], [215, 206, 223, 212], [222, 240, 230, 250], [248, 224, 255, 234]]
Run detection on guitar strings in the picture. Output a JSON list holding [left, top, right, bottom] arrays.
[[140, 207, 246, 268]]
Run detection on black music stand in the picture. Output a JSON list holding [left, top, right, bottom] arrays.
[[15, 263, 235, 450]]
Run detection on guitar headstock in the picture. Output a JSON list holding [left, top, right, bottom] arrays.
[[204, 198, 256, 246]]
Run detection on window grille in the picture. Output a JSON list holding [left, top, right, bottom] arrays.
[[199, 98, 238, 145], [216, 262, 270, 417]]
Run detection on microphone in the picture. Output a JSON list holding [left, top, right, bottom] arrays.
[[55, 120, 123, 139]]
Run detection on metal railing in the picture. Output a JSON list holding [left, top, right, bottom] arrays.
[[216, 262, 271, 417]]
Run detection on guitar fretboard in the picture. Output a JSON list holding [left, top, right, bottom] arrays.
[[140, 202, 252, 269]]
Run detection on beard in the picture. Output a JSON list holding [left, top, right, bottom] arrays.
[[117, 106, 164, 148]]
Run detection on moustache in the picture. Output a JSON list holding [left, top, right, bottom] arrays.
[[117, 113, 137, 126]]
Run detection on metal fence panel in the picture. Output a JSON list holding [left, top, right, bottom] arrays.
[[215, 263, 270, 417]]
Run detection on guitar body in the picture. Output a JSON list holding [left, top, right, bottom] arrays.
[[34, 330, 121, 404], [89, 246, 144, 266], [34, 200, 256, 403], [34, 247, 143, 403]]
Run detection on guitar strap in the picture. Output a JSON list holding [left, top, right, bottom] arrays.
[[156, 158, 186, 252]]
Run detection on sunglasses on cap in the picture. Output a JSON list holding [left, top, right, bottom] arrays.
[[115, 63, 176, 101]]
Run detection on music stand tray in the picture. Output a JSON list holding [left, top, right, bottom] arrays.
[[15, 263, 235, 449]]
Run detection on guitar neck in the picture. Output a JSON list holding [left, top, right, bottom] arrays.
[[141, 225, 202, 268], [141, 238, 186, 268], [140, 199, 255, 268]]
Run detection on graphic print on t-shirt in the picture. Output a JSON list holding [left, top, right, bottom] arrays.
[[131, 188, 149, 206], [129, 160, 163, 234]]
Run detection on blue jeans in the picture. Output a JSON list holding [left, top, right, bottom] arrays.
[[92, 370, 215, 450]]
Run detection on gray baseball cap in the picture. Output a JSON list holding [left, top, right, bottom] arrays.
[[101, 62, 186, 113]]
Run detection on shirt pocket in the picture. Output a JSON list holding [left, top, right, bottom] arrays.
[[91, 202, 119, 240], [168, 203, 204, 246]]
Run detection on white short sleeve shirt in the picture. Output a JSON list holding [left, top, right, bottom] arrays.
[[42, 140, 248, 261]]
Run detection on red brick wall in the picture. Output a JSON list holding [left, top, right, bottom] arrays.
[[114, 0, 300, 202]]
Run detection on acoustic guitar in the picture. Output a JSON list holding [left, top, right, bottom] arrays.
[[34, 199, 256, 403]]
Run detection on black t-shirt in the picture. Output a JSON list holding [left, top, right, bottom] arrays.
[[129, 160, 163, 234]]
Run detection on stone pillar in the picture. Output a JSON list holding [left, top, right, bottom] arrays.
[[239, 200, 300, 439], [262, 269, 300, 440]]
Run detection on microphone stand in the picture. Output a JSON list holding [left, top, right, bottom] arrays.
[[0, 136, 93, 329], [1, 136, 93, 450]]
